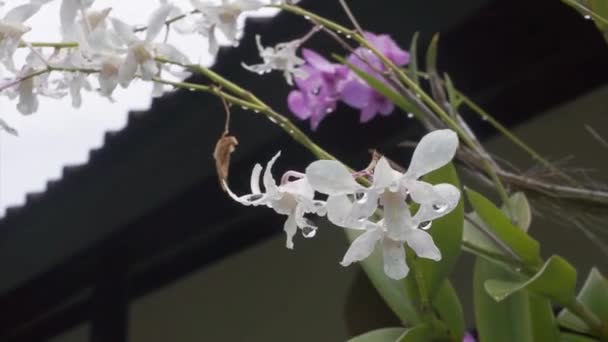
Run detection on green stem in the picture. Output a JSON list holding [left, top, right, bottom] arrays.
[[561, 0, 608, 26], [19, 41, 80, 49]]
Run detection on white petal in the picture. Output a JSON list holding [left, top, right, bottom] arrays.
[[223, 180, 267, 206], [118, 50, 137, 87], [406, 129, 458, 179], [283, 212, 297, 249], [280, 178, 314, 200], [404, 229, 441, 261], [16, 77, 37, 115], [145, 4, 172, 43], [262, 151, 281, 193], [412, 183, 460, 224], [111, 18, 137, 44], [382, 239, 409, 279], [372, 157, 396, 189], [155, 43, 190, 64], [250, 164, 262, 194], [407, 180, 439, 205], [140, 59, 158, 80], [99, 73, 118, 96], [305, 160, 361, 195], [5, 3, 40, 23], [340, 228, 382, 266], [381, 191, 412, 241], [326, 195, 365, 229], [60, 0, 78, 34]]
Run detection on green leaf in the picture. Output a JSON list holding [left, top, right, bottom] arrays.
[[558, 268, 608, 334], [485, 255, 577, 306], [503, 192, 532, 232], [425, 33, 439, 76], [334, 55, 417, 115], [397, 324, 431, 342], [559, 332, 599, 342], [345, 228, 422, 325], [408, 32, 420, 86], [419, 163, 464, 297], [465, 188, 542, 266], [433, 280, 465, 341], [348, 328, 407, 342], [474, 258, 560, 342]]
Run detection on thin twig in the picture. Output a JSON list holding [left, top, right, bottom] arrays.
[[585, 124, 608, 150], [337, 0, 366, 37]]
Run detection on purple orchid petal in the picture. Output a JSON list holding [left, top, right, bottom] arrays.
[[302, 49, 335, 73], [462, 332, 477, 342], [288, 90, 312, 119], [341, 80, 373, 109], [363, 31, 410, 66]]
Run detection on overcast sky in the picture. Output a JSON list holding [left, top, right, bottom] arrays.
[[0, 0, 276, 216]]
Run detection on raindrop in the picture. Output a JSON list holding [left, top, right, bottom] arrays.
[[254, 110, 260, 113], [433, 203, 448, 213], [345, 34, 352, 39], [481, 115, 488, 121], [304, 15, 311, 20], [584, 14, 592, 20], [407, 112, 414, 119], [415, 93, 422, 99], [257, 70, 265, 75], [418, 221, 432, 230], [241, 106, 249, 110], [514, 267, 522, 273], [325, 107, 333, 114], [388, 182, 399, 192], [302, 226, 317, 238], [337, 30, 342, 34], [311, 86, 321, 95], [268, 116, 278, 123]]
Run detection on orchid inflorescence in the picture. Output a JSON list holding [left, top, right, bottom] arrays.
[[224, 129, 460, 280]]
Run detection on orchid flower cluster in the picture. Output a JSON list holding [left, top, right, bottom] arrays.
[[0, 0, 298, 120], [225, 129, 460, 279]]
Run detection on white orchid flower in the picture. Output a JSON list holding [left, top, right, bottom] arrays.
[[224, 151, 325, 249], [333, 182, 460, 279], [190, 0, 264, 53], [242, 35, 307, 85], [111, 4, 173, 87], [0, 3, 43, 70]]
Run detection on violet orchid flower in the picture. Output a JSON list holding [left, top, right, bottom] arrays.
[[287, 49, 349, 130], [341, 32, 410, 123]]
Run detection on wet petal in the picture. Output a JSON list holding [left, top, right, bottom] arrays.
[[407, 180, 439, 205], [406, 129, 458, 179], [326, 195, 367, 229], [305, 160, 361, 195], [382, 238, 409, 279], [340, 228, 382, 266], [111, 18, 137, 44], [404, 229, 441, 261], [412, 183, 460, 224], [302, 49, 334, 73]]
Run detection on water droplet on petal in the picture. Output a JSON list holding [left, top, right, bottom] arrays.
[[325, 107, 333, 114], [432, 203, 448, 213], [388, 182, 400, 192], [418, 221, 432, 230], [302, 226, 317, 238], [311, 86, 321, 95]]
